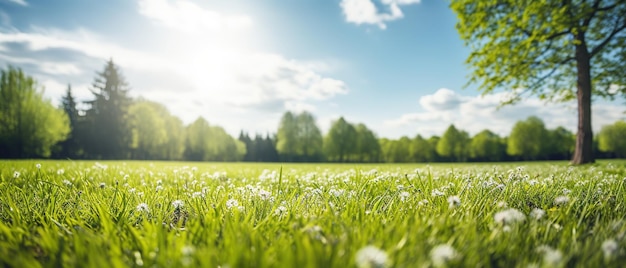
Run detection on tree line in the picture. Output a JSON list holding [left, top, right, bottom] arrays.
[[1, 62, 624, 162]]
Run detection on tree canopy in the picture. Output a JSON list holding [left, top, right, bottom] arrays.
[[451, 0, 626, 164], [0, 66, 69, 158]]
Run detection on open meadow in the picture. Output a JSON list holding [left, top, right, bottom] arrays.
[[1, 160, 626, 267]]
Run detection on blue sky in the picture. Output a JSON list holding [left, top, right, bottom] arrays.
[[1, 0, 624, 138]]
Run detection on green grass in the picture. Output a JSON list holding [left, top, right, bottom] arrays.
[[1, 160, 625, 267]]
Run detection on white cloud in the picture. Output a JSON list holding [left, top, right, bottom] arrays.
[[419, 88, 468, 111], [340, 0, 420, 29], [384, 88, 626, 138], [0, 3, 349, 136], [5, 0, 27, 6], [137, 0, 252, 34]]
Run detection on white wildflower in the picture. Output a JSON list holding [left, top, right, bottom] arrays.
[[329, 188, 345, 197], [494, 208, 526, 225], [13, 171, 20, 178], [562, 188, 572, 195], [447, 195, 461, 208], [430, 244, 458, 267], [57, 169, 64, 175], [63, 179, 72, 187], [181, 245, 195, 255], [136, 203, 149, 213], [418, 199, 430, 206], [431, 189, 444, 197], [554, 196, 570, 206], [172, 200, 184, 209], [536, 245, 563, 266], [35, 163, 41, 169], [155, 185, 163, 192], [530, 208, 546, 220], [355, 245, 388, 268], [134, 251, 144, 266], [601, 239, 619, 259], [258, 189, 272, 200], [399, 191, 410, 202], [99, 182, 106, 189], [275, 206, 287, 216], [226, 199, 239, 209]]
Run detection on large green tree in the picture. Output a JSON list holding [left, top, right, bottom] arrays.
[[597, 120, 626, 158], [83, 59, 133, 159], [324, 117, 357, 162], [546, 126, 576, 160], [451, 0, 626, 164], [184, 117, 245, 161], [409, 135, 436, 162], [58, 84, 82, 158], [0, 66, 69, 158], [469, 130, 505, 162], [436, 125, 470, 162], [507, 116, 549, 160], [276, 112, 298, 161], [295, 112, 324, 161], [353, 123, 381, 162]]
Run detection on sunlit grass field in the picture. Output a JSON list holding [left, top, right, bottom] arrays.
[[1, 160, 625, 267]]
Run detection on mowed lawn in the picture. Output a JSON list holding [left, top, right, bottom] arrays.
[[1, 160, 625, 267]]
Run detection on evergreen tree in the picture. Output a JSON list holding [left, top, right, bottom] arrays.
[[58, 84, 81, 158], [83, 59, 133, 159]]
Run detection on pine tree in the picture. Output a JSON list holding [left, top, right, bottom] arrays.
[[83, 59, 133, 159]]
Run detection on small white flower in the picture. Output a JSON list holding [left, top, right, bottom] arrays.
[[13, 171, 20, 178], [155, 185, 163, 192], [329, 188, 345, 197], [181, 245, 195, 256], [355, 245, 388, 268], [430, 244, 458, 267], [99, 182, 106, 189], [275, 206, 287, 216], [418, 199, 430, 206], [63, 179, 72, 187], [258, 189, 272, 200], [57, 169, 65, 175], [226, 199, 239, 209], [35, 163, 41, 169], [399, 191, 410, 202], [562, 188, 572, 195], [601, 239, 619, 259], [431, 189, 444, 197], [134, 251, 144, 266], [494, 208, 526, 225], [554, 196, 570, 206], [536, 245, 563, 266], [530, 208, 546, 220], [447, 195, 461, 208], [136, 203, 149, 213], [172, 200, 184, 209]]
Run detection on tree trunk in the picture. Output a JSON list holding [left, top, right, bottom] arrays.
[[572, 38, 594, 164]]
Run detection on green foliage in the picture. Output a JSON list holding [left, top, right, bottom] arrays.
[[546, 127, 576, 160], [437, 125, 470, 162], [353, 123, 381, 162], [0, 66, 70, 158], [184, 117, 245, 161], [409, 135, 437, 162], [82, 59, 133, 159], [598, 121, 626, 157], [276, 112, 299, 160], [507, 116, 549, 160], [324, 117, 357, 162], [470, 130, 505, 161], [450, 0, 626, 101], [295, 112, 324, 160], [128, 100, 183, 160], [2, 160, 626, 267]]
